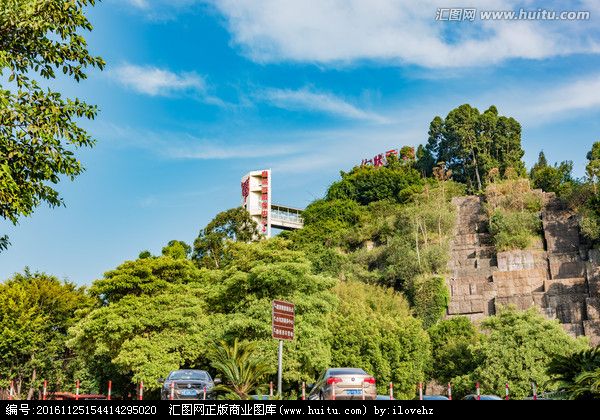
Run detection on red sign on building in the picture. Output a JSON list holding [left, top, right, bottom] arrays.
[[241, 178, 250, 203], [261, 171, 269, 233], [272, 300, 295, 341]]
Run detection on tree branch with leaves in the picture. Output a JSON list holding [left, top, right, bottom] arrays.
[[0, 0, 104, 249]]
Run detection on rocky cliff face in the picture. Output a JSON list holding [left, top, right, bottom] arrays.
[[447, 193, 600, 345]]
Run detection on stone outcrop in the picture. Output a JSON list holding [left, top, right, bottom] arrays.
[[447, 193, 600, 346]]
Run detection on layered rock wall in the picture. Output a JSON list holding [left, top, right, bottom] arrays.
[[447, 194, 600, 345]]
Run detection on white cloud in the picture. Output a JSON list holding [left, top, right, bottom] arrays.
[[95, 123, 303, 160], [259, 88, 388, 123], [210, 0, 600, 68], [124, 0, 198, 10], [110, 64, 206, 96], [127, 0, 148, 8], [527, 75, 600, 116], [489, 73, 600, 125], [268, 125, 424, 174], [167, 141, 302, 160]]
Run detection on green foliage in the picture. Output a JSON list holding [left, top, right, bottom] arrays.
[[586, 141, 600, 193], [138, 250, 152, 259], [580, 205, 600, 244], [485, 178, 543, 251], [415, 145, 435, 177], [285, 199, 362, 276], [72, 237, 436, 399], [454, 307, 588, 399], [162, 240, 191, 260], [193, 207, 259, 269], [288, 199, 362, 248], [575, 142, 600, 247], [0, 0, 104, 248], [68, 283, 211, 396], [547, 346, 600, 399], [89, 256, 201, 304], [426, 104, 526, 191], [203, 239, 339, 388], [530, 151, 574, 195], [326, 164, 423, 205], [558, 181, 595, 211], [71, 238, 339, 396], [399, 146, 415, 161], [210, 339, 271, 399], [427, 317, 480, 385], [344, 182, 458, 294], [406, 275, 449, 328], [0, 234, 8, 251], [330, 281, 431, 399], [302, 199, 362, 227], [489, 209, 542, 251], [0, 269, 92, 399]]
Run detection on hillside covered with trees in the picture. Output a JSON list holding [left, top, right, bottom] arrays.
[[2, 104, 600, 400]]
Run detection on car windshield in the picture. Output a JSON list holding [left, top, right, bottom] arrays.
[[328, 368, 367, 376], [169, 371, 209, 381]]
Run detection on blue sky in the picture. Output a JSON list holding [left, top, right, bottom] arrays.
[[2, 0, 600, 285]]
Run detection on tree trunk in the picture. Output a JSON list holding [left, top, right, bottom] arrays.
[[27, 367, 37, 400], [472, 149, 482, 191], [415, 218, 421, 268], [420, 220, 428, 245]]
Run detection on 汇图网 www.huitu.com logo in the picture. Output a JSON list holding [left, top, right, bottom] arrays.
[[435, 8, 591, 21]]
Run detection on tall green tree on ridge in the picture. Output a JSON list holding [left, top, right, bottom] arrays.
[[193, 207, 259, 269], [0, 0, 104, 251], [529, 151, 573, 195], [425, 104, 525, 191]]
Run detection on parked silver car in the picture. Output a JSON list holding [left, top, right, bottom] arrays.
[[159, 370, 220, 400], [308, 368, 377, 400]]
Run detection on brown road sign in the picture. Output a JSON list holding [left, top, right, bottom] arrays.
[[272, 300, 295, 341]]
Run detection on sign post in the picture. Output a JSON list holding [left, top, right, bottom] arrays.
[[277, 340, 283, 396], [272, 300, 295, 397]]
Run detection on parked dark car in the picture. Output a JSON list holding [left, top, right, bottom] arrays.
[[160, 370, 220, 400]]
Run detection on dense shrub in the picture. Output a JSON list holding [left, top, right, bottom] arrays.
[[489, 209, 542, 251], [485, 179, 543, 251], [326, 163, 423, 205], [406, 274, 449, 328]]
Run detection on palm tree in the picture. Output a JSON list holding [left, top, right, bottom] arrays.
[[547, 346, 600, 399], [209, 339, 272, 399], [569, 369, 600, 399]]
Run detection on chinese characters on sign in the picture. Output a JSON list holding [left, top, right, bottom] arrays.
[[272, 300, 294, 341], [261, 171, 269, 234], [241, 178, 250, 204], [360, 147, 414, 167]]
